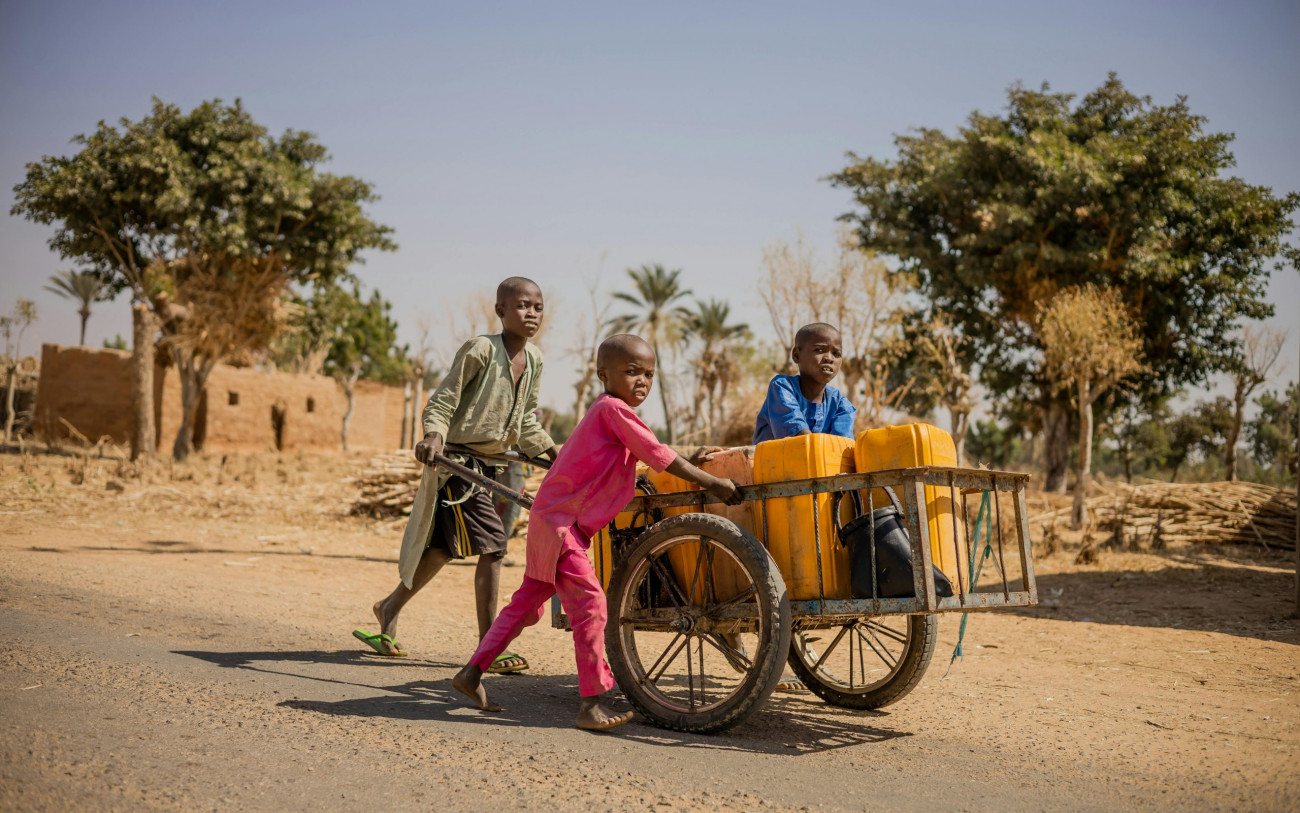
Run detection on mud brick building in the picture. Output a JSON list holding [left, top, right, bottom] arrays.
[[33, 344, 406, 453]]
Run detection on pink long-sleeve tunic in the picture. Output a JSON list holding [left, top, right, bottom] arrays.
[[523, 394, 677, 583]]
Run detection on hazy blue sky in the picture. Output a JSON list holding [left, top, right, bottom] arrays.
[[3, 1, 1297, 424]]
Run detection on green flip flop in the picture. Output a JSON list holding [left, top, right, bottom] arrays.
[[353, 629, 408, 657], [488, 652, 529, 674]]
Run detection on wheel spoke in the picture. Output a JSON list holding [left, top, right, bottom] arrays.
[[702, 633, 752, 672], [649, 554, 688, 610], [848, 626, 855, 688], [862, 620, 908, 645], [704, 543, 718, 606], [687, 538, 708, 607], [858, 626, 897, 669], [703, 585, 756, 617], [686, 634, 696, 710], [812, 623, 853, 673], [697, 636, 707, 706], [644, 632, 687, 685], [857, 624, 867, 685]]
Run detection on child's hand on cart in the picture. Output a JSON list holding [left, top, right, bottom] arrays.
[[665, 454, 742, 506], [688, 445, 725, 466], [705, 476, 743, 506]]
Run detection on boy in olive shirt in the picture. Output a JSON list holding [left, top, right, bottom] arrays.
[[353, 277, 557, 673]]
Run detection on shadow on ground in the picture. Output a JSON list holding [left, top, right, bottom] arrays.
[[1010, 546, 1299, 644], [174, 648, 911, 756]]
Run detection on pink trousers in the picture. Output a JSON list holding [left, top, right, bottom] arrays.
[[469, 533, 616, 697]]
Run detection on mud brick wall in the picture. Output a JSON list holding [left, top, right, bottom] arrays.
[[347, 380, 408, 451], [33, 344, 135, 444], [159, 364, 353, 453], [35, 344, 408, 453]]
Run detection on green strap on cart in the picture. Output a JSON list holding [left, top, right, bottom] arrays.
[[945, 489, 995, 676]]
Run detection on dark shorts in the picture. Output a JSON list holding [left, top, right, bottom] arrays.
[[431, 468, 509, 559]]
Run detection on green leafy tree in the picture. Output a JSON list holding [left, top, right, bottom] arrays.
[[1167, 398, 1234, 482], [965, 418, 1024, 470], [322, 284, 408, 451], [829, 74, 1300, 492], [1, 300, 38, 443], [11, 98, 395, 460], [270, 285, 350, 376], [44, 270, 112, 346], [1248, 382, 1298, 484], [610, 264, 692, 443], [1107, 399, 1174, 482]]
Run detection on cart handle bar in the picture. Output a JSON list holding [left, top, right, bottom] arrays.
[[443, 444, 552, 471], [431, 453, 534, 510]]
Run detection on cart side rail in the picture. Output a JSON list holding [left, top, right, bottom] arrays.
[[619, 466, 1038, 617]]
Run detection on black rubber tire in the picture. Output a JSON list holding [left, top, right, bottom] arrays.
[[786, 614, 937, 710], [606, 513, 791, 734]]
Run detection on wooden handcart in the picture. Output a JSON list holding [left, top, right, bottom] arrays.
[[443, 446, 1038, 734]]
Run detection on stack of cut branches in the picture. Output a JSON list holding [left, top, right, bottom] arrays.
[[349, 452, 423, 517], [1034, 481, 1297, 551]]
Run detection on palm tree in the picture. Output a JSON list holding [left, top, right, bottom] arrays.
[[687, 299, 750, 440], [44, 270, 111, 346], [610, 264, 692, 443]]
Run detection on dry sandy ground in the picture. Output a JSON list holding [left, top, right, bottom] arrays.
[[1, 449, 1297, 812]]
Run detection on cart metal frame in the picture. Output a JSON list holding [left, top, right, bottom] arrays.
[[561, 465, 1037, 630]]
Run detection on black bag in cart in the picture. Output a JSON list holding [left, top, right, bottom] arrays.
[[835, 488, 955, 600]]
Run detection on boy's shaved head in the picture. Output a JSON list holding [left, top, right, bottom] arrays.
[[597, 333, 655, 369], [497, 276, 541, 303], [794, 322, 840, 348], [597, 334, 657, 407]]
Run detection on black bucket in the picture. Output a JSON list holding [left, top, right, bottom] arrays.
[[836, 490, 955, 600]]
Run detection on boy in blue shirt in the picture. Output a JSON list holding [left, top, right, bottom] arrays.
[[750, 322, 857, 694], [754, 322, 857, 443]]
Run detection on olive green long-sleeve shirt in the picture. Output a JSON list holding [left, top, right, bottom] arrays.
[[398, 334, 554, 587]]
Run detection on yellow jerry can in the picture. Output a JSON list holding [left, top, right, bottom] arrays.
[[854, 423, 963, 584], [753, 434, 857, 600]]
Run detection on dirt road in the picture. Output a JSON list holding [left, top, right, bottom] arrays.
[[2, 451, 1297, 811]]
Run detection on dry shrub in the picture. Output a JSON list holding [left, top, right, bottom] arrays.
[[1075, 538, 1099, 565], [1039, 518, 1061, 557], [1075, 523, 1100, 565], [114, 458, 144, 481]]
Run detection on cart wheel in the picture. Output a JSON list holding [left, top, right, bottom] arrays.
[[606, 514, 791, 734], [786, 614, 937, 709]]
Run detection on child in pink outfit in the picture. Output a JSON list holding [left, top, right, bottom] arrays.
[[453, 334, 741, 731]]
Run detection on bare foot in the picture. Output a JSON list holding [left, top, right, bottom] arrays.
[[452, 665, 502, 712], [575, 696, 633, 731]]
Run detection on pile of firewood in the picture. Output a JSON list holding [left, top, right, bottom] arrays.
[[1035, 480, 1297, 551], [349, 452, 424, 517]]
